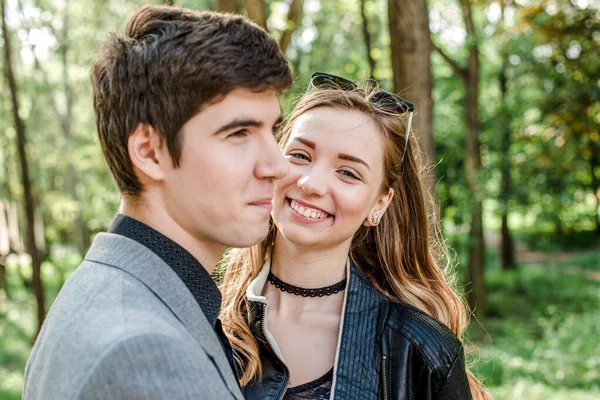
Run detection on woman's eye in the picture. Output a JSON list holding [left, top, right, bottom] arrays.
[[227, 129, 248, 139], [288, 152, 310, 161], [339, 170, 360, 180]]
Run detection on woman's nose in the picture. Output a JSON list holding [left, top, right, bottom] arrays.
[[297, 171, 327, 197]]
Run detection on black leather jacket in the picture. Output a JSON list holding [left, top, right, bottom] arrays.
[[241, 261, 472, 400]]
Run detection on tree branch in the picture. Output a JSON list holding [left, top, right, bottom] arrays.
[[279, 0, 303, 54], [244, 0, 268, 31], [360, 0, 376, 80], [15, 0, 66, 132], [459, 0, 476, 38], [218, 0, 240, 13], [430, 37, 468, 81]]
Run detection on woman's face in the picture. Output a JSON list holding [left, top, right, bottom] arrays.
[[272, 106, 392, 250]]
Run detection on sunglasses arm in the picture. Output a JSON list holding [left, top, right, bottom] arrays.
[[402, 111, 414, 161]]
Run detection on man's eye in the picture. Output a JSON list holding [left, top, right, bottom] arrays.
[[227, 129, 248, 139]]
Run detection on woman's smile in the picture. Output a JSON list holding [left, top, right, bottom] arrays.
[[286, 198, 334, 223]]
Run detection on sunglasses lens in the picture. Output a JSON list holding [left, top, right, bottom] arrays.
[[311, 75, 356, 91], [308, 75, 415, 115], [371, 92, 409, 113]]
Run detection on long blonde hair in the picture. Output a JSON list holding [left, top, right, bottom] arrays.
[[220, 85, 491, 399]]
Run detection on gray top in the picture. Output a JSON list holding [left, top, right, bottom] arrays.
[[23, 229, 243, 400], [108, 214, 222, 326]]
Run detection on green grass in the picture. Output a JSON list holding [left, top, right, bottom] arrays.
[[557, 250, 600, 271], [467, 255, 600, 399]]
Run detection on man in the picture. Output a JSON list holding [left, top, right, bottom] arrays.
[[23, 5, 292, 399]]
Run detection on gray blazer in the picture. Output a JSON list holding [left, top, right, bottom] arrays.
[[23, 233, 243, 400]]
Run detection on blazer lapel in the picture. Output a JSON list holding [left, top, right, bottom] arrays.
[[85, 233, 243, 399]]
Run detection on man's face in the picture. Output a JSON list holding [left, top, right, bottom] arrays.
[[160, 88, 289, 249]]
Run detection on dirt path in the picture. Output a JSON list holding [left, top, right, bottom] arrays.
[[484, 232, 600, 281]]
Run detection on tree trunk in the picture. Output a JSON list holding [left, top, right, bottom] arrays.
[[244, 0, 268, 30], [219, 0, 240, 13], [590, 144, 600, 236], [7, 200, 23, 252], [360, 0, 376, 80], [2, 0, 46, 335], [499, 44, 515, 270], [460, 0, 485, 317], [388, 0, 436, 197], [0, 259, 7, 299], [467, 197, 485, 315], [26, 0, 88, 257], [279, 0, 303, 54], [0, 201, 9, 256], [0, 201, 9, 298], [59, 0, 89, 257], [432, 0, 485, 316]]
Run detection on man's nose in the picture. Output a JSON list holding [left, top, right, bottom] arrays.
[[255, 133, 290, 180]]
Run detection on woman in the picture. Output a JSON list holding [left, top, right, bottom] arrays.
[[220, 73, 490, 400]]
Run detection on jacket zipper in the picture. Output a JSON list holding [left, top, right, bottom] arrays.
[[261, 304, 290, 400], [381, 355, 389, 400]]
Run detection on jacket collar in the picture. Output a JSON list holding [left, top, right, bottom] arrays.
[[246, 256, 388, 399], [332, 260, 389, 399], [245, 253, 272, 304], [108, 213, 222, 327], [84, 232, 243, 400]]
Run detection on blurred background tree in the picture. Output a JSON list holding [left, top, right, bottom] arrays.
[[1, 0, 599, 399]]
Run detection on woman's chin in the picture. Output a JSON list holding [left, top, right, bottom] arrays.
[[278, 229, 322, 248]]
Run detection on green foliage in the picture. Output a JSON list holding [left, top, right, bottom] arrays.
[[517, 228, 600, 252], [1, 0, 599, 398], [0, 257, 73, 399], [0, 264, 38, 400], [468, 260, 600, 398]]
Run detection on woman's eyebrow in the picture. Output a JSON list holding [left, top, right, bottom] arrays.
[[339, 153, 370, 170], [292, 137, 316, 149]]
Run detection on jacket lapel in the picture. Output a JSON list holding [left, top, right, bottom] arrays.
[[331, 262, 386, 399], [85, 233, 243, 400]]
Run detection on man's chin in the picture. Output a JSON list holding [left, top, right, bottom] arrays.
[[226, 226, 270, 249]]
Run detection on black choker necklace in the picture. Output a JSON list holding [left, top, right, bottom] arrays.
[[267, 271, 347, 297]]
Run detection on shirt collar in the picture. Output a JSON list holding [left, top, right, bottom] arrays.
[[108, 213, 222, 327]]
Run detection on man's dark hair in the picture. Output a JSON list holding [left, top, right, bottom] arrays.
[[91, 5, 293, 197]]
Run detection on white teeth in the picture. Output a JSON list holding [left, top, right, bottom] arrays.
[[289, 199, 328, 220]]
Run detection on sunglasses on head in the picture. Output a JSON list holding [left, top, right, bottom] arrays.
[[306, 72, 415, 160]]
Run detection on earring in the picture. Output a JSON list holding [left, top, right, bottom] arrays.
[[371, 212, 380, 225]]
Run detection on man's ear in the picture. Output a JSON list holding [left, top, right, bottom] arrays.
[[128, 123, 168, 182], [363, 188, 395, 227]]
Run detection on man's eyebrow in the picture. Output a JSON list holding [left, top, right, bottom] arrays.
[[339, 153, 370, 170], [213, 118, 263, 135], [292, 137, 316, 149]]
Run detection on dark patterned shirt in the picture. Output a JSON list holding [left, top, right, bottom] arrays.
[[284, 368, 333, 400]]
